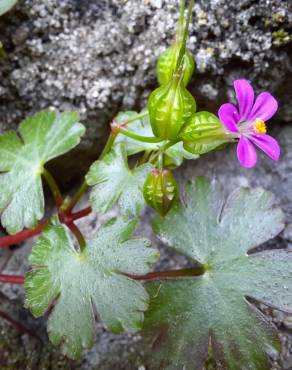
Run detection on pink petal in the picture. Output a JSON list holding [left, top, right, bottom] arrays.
[[237, 136, 257, 168], [234, 79, 254, 121], [248, 92, 278, 122], [249, 134, 280, 161], [218, 103, 239, 133]]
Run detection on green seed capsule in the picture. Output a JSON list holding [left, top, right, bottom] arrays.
[[157, 46, 195, 87], [147, 76, 196, 142], [180, 111, 232, 154], [143, 169, 178, 216]]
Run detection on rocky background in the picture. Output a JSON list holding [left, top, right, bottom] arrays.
[[0, 0, 292, 369]]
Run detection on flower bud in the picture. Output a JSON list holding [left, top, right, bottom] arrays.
[[143, 169, 178, 216], [157, 46, 195, 87], [148, 76, 196, 142]]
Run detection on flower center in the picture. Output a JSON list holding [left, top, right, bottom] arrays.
[[254, 118, 267, 134]]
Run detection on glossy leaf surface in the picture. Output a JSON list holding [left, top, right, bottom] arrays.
[[86, 143, 152, 216], [25, 217, 159, 359], [143, 177, 290, 370], [0, 111, 85, 234]]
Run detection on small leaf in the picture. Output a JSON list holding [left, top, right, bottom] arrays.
[[143, 177, 290, 370], [86, 143, 153, 216], [0, 111, 85, 234], [181, 111, 230, 154], [0, 0, 17, 16], [25, 217, 159, 359]]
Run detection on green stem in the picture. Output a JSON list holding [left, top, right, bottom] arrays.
[[42, 168, 63, 208], [118, 128, 163, 143], [162, 140, 179, 152], [175, 0, 194, 73], [138, 150, 151, 166], [99, 132, 117, 160], [65, 132, 117, 213], [126, 111, 149, 124], [149, 140, 179, 165], [177, 0, 186, 42], [67, 222, 86, 252], [64, 182, 88, 213]]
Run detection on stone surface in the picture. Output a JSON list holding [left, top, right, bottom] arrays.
[[0, 0, 291, 184]]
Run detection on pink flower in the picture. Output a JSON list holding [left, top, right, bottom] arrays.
[[218, 79, 280, 168]]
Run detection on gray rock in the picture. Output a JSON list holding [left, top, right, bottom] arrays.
[[0, 0, 291, 184]]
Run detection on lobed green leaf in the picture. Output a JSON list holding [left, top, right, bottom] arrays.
[[25, 216, 159, 359], [86, 143, 153, 216], [143, 177, 289, 370], [0, 111, 85, 234]]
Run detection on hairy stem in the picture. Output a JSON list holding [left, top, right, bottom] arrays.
[[0, 221, 48, 248], [67, 222, 86, 251], [0, 274, 25, 284], [42, 168, 64, 208], [0, 309, 41, 342], [64, 181, 88, 214], [118, 128, 163, 143], [177, 0, 186, 42], [0, 266, 206, 286], [129, 266, 206, 280], [0, 206, 92, 248], [126, 110, 149, 124], [99, 131, 118, 160], [65, 132, 117, 213], [71, 207, 92, 221], [175, 0, 194, 73], [149, 140, 179, 165], [138, 150, 151, 165]]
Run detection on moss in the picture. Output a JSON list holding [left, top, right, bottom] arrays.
[[264, 12, 285, 28], [272, 29, 291, 46]]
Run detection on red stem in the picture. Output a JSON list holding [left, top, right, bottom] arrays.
[[0, 274, 24, 284], [0, 266, 206, 285], [0, 206, 92, 248], [0, 221, 47, 248], [66, 221, 86, 251], [0, 309, 41, 342], [129, 266, 206, 281], [71, 207, 92, 222]]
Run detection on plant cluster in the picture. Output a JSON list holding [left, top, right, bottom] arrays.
[[0, 1, 291, 369]]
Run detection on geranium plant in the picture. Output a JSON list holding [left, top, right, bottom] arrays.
[[0, 1, 290, 368]]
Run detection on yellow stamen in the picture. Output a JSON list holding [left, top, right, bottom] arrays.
[[254, 118, 267, 134]]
